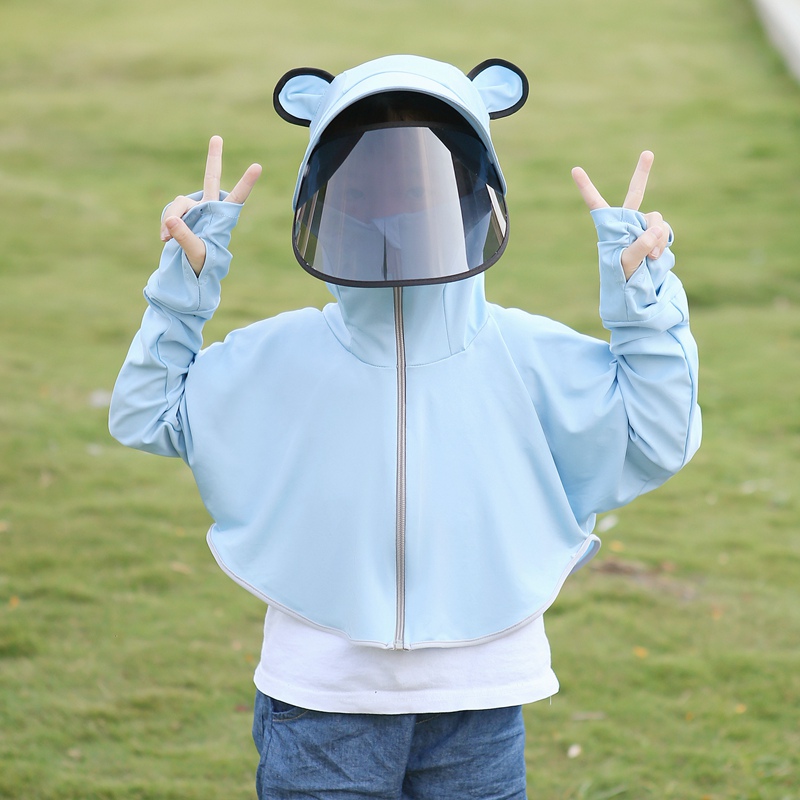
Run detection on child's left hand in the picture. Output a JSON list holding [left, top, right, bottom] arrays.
[[571, 151, 671, 280]]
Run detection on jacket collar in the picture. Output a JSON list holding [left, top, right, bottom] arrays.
[[322, 274, 489, 367]]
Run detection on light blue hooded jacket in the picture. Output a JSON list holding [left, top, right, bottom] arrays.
[[109, 56, 700, 650]]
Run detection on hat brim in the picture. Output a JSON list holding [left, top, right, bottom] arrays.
[[291, 70, 507, 209]]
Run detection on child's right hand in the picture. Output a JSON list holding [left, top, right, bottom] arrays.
[[160, 136, 262, 276]]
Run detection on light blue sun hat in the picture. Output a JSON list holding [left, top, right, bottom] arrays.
[[274, 54, 529, 209]]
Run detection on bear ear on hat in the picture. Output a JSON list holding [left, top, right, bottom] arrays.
[[467, 58, 528, 119], [274, 67, 335, 126]]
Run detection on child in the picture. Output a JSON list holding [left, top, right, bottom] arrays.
[[110, 55, 700, 799]]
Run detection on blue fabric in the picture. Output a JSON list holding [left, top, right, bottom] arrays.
[[109, 200, 700, 649], [252, 690, 528, 799], [284, 55, 521, 207], [469, 61, 526, 115]]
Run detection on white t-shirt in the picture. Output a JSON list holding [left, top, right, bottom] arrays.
[[254, 608, 558, 714]]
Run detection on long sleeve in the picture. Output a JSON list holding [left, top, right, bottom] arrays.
[[493, 207, 701, 524], [108, 195, 242, 460], [594, 206, 701, 487]]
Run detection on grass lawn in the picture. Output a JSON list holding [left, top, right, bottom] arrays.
[[1, 0, 799, 797]]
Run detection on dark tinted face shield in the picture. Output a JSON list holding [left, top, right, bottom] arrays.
[[293, 124, 508, 287]]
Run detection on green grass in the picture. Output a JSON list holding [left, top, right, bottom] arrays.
[[1, 0, 799, 797]]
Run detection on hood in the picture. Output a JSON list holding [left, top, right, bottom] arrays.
[[322, 273, 490, 367], [273, 54, 529, 209]]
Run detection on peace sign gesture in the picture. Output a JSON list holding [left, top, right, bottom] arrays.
[[572, 151, 670, 280], [160, 136, 262, 276]]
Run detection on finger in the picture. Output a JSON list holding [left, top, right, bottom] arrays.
[[648, 231, 670, 260], [642, 211, 667, 258], [202, 135, 224, 202], [621, 225, 663, 279], [571, 167, 610, 211], [622, 150, 654, 210], [160, 195, 197, 241], [225, 163, 263, 205], [642, 210, 663, 228], [165, 216, 207, 275]]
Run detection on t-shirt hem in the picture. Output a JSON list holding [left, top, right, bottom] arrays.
[[253, 670, 560, 715]]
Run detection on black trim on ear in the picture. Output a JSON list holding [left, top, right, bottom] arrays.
[[467, 58, 529, 119], [273, 67, 336, 127]]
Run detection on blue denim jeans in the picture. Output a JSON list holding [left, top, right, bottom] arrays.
[[252, 690, 528, 799]]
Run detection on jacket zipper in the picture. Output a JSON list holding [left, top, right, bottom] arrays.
[[393, 286, 407, 650]]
